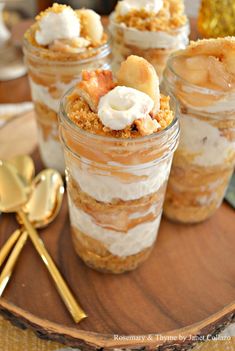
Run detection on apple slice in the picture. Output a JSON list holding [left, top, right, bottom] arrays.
[[117, 55, 160, 114]]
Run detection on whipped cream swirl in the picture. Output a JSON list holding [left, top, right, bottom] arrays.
[[117, 0, 163, 16], [98, 86, 154, 130], [35, 7, 80, 46]]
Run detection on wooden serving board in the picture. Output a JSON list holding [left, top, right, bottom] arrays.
[[0, 112, 235, 351]]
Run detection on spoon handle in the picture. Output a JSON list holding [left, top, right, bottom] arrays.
[[0, 230, 28, 296], [0, 229, 22, 267], [17, 210, 87, 323]]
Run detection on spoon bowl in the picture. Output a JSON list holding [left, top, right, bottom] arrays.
[[22, 169, 64, 228], [8, 155, 35, 184], [0, 160, 31, 212], [0, 155, 35, 265]]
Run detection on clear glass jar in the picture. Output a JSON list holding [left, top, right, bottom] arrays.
[[59, 89, 179, 274], [23, 32, 111, 174], [109, 14, 189, 80], [162, 56, 235, 223]]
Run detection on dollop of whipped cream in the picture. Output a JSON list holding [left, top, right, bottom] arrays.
[[116, 0, 163, 16], [35, 6, 80, 46], [98, 86, 154, 130]]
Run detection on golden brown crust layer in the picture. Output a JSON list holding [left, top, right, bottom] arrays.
[[114, 0, 187, 31], [164, 152, 235, 223], [72, 227, 153, 274], [75, 70, 116, 112]]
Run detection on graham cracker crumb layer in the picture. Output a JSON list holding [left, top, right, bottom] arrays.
[[36, 3, 68, 20], [67, 90, 174, 138], [115, 0, 187, 32], [72, 227, 153, 274]]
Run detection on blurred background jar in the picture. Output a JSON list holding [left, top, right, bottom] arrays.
[[37, 0, 117, 14], [198, 0, 235, 38], [9, 0, 201, 18], [3, 0, 202, 21], [0, 1, 28, 80], [162, 53, 235, 223]]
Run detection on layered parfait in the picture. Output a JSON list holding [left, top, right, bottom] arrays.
[[163, 38, 235, 223], [59, 56, 179, 273], [109, 0, 189, 79], [24, 3, 111, 173]]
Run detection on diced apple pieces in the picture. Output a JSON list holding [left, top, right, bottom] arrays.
[[78, 9, 103, 43], [185, 55, 210, 70], [224, 51, 235, 75], [174, 56, 208, 85], [208, 56, 232, 90], [174, 54, 232, 89], [135, 116, 161, 136], [184, 67, 208, 86]]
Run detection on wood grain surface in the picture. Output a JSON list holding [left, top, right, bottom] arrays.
[[0, 112, 235, 350]]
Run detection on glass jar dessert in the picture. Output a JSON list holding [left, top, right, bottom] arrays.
[[163, 38, 235, 223], [23, 3, 111, 174], [109, 0, 189, 80], [59, 55, 179, 273]]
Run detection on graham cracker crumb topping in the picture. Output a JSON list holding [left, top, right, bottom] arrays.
[[67, 69, 174, 138], [115, 0, 187, 32], [35, 3, 70, 21]]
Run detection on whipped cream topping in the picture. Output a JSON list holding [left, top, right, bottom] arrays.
[[117, 0, 163, 16], [98, 86, 154, 130], [121, 25, 188, 49], [35, 7, 80, 46]]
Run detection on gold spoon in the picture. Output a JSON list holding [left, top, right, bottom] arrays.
[[7, 155, 35, 185], [0, 169, 64, 295], [0, 161, 87, 323], [0, 155, 35, 266]]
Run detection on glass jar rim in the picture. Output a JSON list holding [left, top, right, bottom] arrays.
[[59, 86, 179, 144], [23, 28, 111, 66], [165, 53, 229, 96]]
